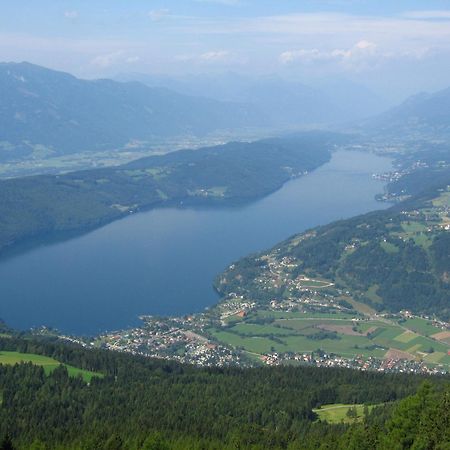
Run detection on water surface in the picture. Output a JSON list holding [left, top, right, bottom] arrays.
[[0, 150, 392, 334]]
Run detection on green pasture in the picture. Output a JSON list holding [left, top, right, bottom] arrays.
[[380, 241, 399, 254], [402, 318, 443, 337], [313, 404, 378, 424], [401, 222, 428, 233], [0, 351, 103, 382], [211, 310, 450, 366], [251, 310, 356, 320]]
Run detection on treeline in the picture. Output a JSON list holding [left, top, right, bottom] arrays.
[[0, 132, 336, 257], [0, 335, 436, 449], [334, 382, 450, 450]]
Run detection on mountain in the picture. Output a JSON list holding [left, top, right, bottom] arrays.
[[312, 77, 390, 121], [367, 86, 450, 137], [0, 62, 266, 162], [116, 72, 387, 126]]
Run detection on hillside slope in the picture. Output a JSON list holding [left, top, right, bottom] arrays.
[[0, 62, 266, 162], [367, 87, 450, 137], [217, 169, 450, 320]]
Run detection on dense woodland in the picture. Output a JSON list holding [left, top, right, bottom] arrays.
[[0, 335, 448, 449], [0, 132, 336, 257]]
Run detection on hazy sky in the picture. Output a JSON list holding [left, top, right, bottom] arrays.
[[2, 1, 450, 99]]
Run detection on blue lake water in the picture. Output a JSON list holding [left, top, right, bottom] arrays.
[[0, 150, 392, 335]]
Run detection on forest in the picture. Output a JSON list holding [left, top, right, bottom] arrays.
[[0, 335, 448, 449]]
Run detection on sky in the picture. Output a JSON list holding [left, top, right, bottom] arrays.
[[2, 0, 450, 100]]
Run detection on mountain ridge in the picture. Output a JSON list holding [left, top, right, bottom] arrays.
[[366, 85, 450, 137], [0, 62, 267, 162]]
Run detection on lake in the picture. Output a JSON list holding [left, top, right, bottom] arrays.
[[0, 150, 392, 335]]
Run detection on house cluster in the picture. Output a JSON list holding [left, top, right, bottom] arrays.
[[260, 351, 448, 375], [233, 255, 349, 316], [218, 295, 257, 323], [91, 314, 245, 367]]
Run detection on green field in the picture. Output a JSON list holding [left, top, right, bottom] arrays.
[[0, 351, 102, 382], [209, 330, 285, 354], [230, 323, 295, 336], [250, 310, 358, 320], [313, 404, 378, 424], [402, 318, 443, 337], [400, 222, 428, 233], [365, 285, 383, 303], [380, 241, 399, 254], [211, 311, 450, 366], [395, 330, 418, 343]]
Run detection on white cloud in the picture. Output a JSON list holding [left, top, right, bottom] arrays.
[[279, 49, 322, 64], [200, 50, 230, 61], [4, 8, 450, 80], [176, 50, 234, 64], [280, 40, 377, 65], [182, 12, 450, 48], [148, 9, 170, 22], [355, 40, 376, 51]]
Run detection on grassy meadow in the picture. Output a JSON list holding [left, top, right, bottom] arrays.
[[0, 351, 102, 382]]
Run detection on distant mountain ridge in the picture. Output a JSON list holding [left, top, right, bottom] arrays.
[[367, 86, 450, 137], [0, 62, 266, 162], [116, 72, 388, 125]]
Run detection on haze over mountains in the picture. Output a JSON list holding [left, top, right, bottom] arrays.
[[0, 62, 266, 162], [367, 87, 450, 138], [116, 72, 389, 126], [1, 61, 450, 167]]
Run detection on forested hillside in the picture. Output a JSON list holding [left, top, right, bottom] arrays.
[[0, 335, 447, 449], [0, 133, 335, 258], [217, 171, 450, 320]]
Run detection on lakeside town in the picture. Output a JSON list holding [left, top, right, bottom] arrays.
[[55, 301, 450, 375]]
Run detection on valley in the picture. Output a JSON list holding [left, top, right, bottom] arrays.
[[0, 148, 392, 334], [2, 2, 450, 448], [82, 173, 450, 373]]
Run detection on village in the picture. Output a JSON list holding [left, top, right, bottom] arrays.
[[75, 282, 450, 374], [261, 351, 449, 375]]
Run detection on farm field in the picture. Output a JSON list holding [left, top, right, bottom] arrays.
[[313, 403, 378, 424], [248, 310, 360, 320], [402, 318, 443, 337], [0, 351, 102, 382], [210, 310, 450, 367]]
